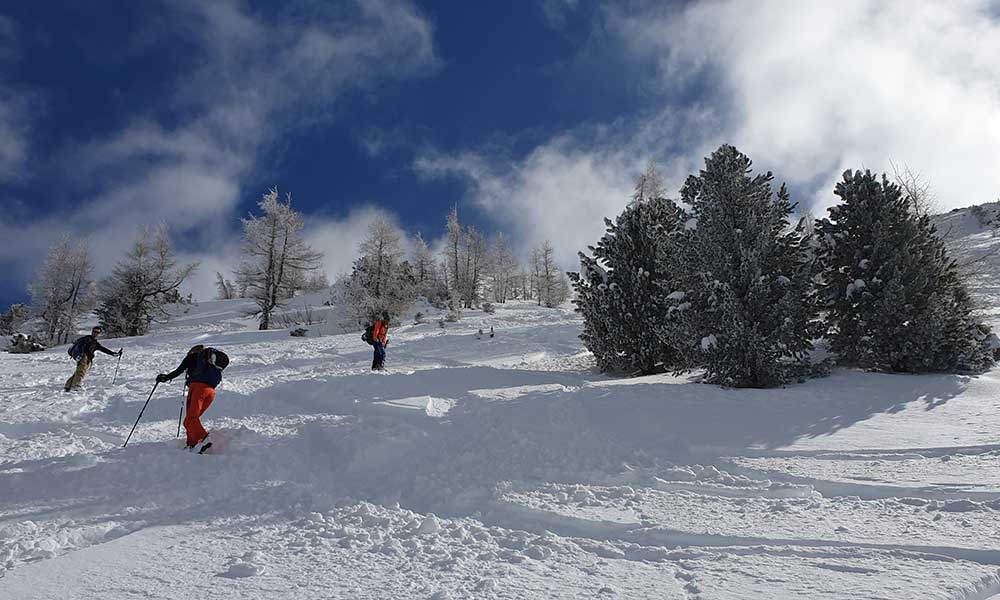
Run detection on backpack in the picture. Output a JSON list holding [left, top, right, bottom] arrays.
[[361, 324, 375, 346], [206, 347, 230, 371], [68, 337, 86, 361], [189, 347, 229, 387]]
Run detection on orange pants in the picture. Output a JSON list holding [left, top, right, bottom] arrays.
[[184, 383, 215, 447]]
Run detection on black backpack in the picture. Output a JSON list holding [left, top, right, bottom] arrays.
[[189, 347, 229, 387], [361, 324, 375, 346], [207, 347, 230, 371], [68, 337, 87, 361]]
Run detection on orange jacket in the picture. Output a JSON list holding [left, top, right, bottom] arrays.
[[372, 319, 388, 345]]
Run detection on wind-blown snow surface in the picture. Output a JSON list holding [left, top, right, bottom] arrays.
[[2, 298, 1000, 599]]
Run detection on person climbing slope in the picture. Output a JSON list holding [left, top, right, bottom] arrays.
[[65, 326, 122, 391], [371, 311, 389, 371], [156, 345, 229, 452]]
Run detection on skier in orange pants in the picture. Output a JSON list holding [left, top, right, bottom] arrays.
[[157, 345, 229, 451], [182, 382, 215, 447]]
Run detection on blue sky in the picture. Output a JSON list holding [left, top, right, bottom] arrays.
[[2, 0, 1000, 309]]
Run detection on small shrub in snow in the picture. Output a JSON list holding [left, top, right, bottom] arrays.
[[273, 306, 324, 328], [0, 304, 28, 336], [444, 309, 461, 323], [414, 312, 425, 324], [482, 302, 495, 314], [426, 286, 450, 310], [7, 333, 46, 354]]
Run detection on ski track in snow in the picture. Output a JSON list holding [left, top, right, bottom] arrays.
[[2, 298, 1000, 599]]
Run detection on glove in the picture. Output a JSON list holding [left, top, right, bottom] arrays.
[[156, 373, 169, 383], [117, 349, 124, 357]]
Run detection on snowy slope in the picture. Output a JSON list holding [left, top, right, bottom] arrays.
[[933, 202, 1000, 313], [2, 296, 1000, 599]]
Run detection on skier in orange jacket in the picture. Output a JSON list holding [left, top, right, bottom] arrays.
[[371, 311, 389, 371]]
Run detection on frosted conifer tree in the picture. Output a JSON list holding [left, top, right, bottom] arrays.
[[631, 160, 665, 205], [215, 272, 237, 300], [335, 214, 417, 327], [444, 205, 463, 308], [461, 226, 487, 308], [97, 226, 197, 337], [235, 188, 323, 330], [411, 233, 437, 289], [533, 240, 569, 308], [29, 237, 96, 344], [816, 169, 993, 372], [570, 184, 683, 374], [488, 232, 518, 303], [672, 145, 819, 388]]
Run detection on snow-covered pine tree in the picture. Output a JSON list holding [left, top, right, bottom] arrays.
[[488, 232, 518, 303], [445, 205, 463, 308], [461, 226, 487, 308], [631, 159, 665, 206], [97, 225, 197, 337], [816, 169, 993, 372], [569, 181, 684, 374], [334, 214, 417, 327], [412, 233, 437, 289], [534, 240, 569, 308], [28, 237, 96, 344], [235, 188, 323, 330], [299, 271, 330, 294], [529, 246, 542, 304], [215, 272, 237, 300], [672, 145, 819, 388]]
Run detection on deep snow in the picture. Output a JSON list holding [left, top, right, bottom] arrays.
[[2, 290, 1000, 599]]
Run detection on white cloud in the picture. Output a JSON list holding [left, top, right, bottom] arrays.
[[305, 207, 387, 279], [540, 0, 580, 30], [0, 94, 29, 181], [418, 0, 1000, 272], [0, 19, 31, 182], [413, 107, 714, 270], [1, 0, 440, 301], [416, 144, 634, 270], [608, 0, 1000, 213]]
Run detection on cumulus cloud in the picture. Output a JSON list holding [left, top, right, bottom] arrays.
[[306, 207, 394, 280], [0, 93, 30, 181], [0, 0, 440, 300], [0, 18, 31, 182], [540, 0, 580, 31], [413, 107, 716, 270], [420, 0, 1000, 271], [415, 144, 635, 269], [608, 0, 1000, 213]]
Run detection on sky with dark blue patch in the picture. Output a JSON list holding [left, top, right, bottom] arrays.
[[2, 0, 999, 310], [0, 0, 667, 308]]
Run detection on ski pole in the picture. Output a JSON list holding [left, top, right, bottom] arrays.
[[111, 351, 123, 385], [176, 385, 186, 438], [123, 381, 159, 448]]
